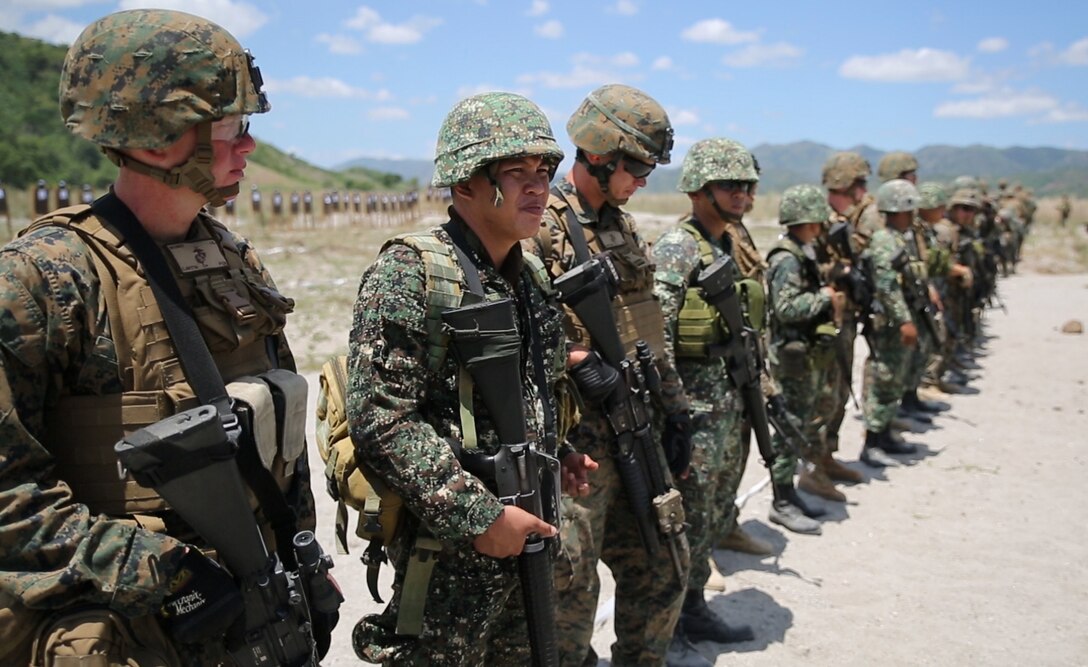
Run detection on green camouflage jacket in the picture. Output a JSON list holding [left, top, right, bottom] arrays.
[[766, 234, 833, 349], [866, 227, 913, 330]]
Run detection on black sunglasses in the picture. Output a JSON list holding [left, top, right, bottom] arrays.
[[713, 180, 757, 195], [621, 155, 656, 179]]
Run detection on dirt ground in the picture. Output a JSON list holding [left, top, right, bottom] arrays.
[[303, 265, 1088, 666]]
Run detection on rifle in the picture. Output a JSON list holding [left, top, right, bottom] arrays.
[[442, 298, 561, 667], [890, 248, 943, 345], [553, 258, 686, 583], [115, 406, 341, 667], [827, 222, 883, 360]]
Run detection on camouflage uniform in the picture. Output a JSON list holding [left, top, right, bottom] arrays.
[[0, 9, 319, 665], [348, 93, 569, 666], [527, 84, 690, 667]]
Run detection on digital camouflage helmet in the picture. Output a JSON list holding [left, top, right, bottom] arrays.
[[877, 151, 918, 183], [432, 92, 564, 191], [949, 188, 982, 209], [60, 9, 269, 207], [951, 175, 979, 191], [916, 182, 949, 210], [876, 179, 919, 213], [677, 138, 760, 193], [821, 151, 871, 190], [778, 184, 831, 226]]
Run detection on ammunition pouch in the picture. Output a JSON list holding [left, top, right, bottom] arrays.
[[776, 341, 809, 378], [810, 322, 839, 370], [30, 607, 182, 667]]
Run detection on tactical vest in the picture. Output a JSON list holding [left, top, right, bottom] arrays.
[[766, 238, 832, 340], [24, 205, 303, 525], [672, 221, 766, 358], [545, 193, 667, 361]]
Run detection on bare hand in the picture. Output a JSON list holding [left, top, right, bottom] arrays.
[[900, 321, 918, 348], [567, 344, 590, 368], [561, 452, 598, 497], [472, 506, 557, 559]]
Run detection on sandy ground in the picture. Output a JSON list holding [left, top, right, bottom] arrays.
[[308, 269, 1088, 666]]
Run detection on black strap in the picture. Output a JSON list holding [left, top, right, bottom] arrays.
[[92, 192, 299, 568], [442, 219, 485, 298], [520, 274, 557, 454], [562, 205, 593, 266]]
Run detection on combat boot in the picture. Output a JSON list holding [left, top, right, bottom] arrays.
[[716, 525, 774, 556], [904, 388, 945, 413], [877, 427, 917, 455], [798, 465, 846, 502], [821, 452, 864, 484], [666, 630, 714, 667], [897, 405, 932, 424], [860, 431, 899, 468], [768, 484, 822, 534], [680, 590, 755, 645]]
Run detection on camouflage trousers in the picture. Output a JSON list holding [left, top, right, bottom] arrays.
[[906, 324, 938, 391], [556, 410, 690, 667], [812, 320, 857, 454], [862, 327, 912, 433], [353, 529, 530, 666], [676, 391, 745, 591], [773, 352, 833, 465]]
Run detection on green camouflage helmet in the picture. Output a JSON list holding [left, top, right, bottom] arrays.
[[949, 188, 982, 209], [432, 92, 564, 188], [567, 84, 673, 164], [778, 184, 831, 226], [951, 175, 979, 191], [917, 181, 949, 210], [877, 151, 918, 182], [677, 138, 759, 193], [876, 179, 919, 213], [821, 151, 871, 190], [60, 9, 270, 150]]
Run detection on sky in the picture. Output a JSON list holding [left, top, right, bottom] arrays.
[[5, 0, 1088, 170]]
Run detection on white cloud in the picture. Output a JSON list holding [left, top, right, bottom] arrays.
[[8, 0, 110, 8], [1037, 104, 1088, 123], [952, 80, 997, 95], [723, 42, 802, 67], [667, 108, 700, 125], [20, 14, 84, 44], [572, 51, 639, 68], [517, 64, 642, 89], [680, 18, 759, 45], [1057, 37, 1088, 65], [316, 33, 362, 55], [651, 56, 673, 71], [345, 6, 442, 45], [526, 0, 548, 16], [1028, 41, 1054, 59], [977, 37, 1008, 53], [839, 48, 970, 82], [118, 0, 267, 38], [609, 0, 638, 15], [368, 106, 409, 121], [264, 76, 391, 101], [535, 20, 564, 39], [934, 91, 1058, 118]]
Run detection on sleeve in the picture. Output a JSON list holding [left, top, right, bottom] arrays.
[[651, 229, 697, 373], [767, 253, 831, 327], [0, 240, 185, 618], [345, 245, 504, 544], [870, 235, 912, 328]]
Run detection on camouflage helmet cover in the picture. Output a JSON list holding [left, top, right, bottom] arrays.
[[949, 188, 982, 209], [951, 175, 979, 191], [432, 92, 564, 187], [876, 179, 919, 213], [567, 84, 673, 164], [821, 151, 871, 190], [877, 151, 919, 182], [779, 184, 831, 226], [677, 138, 759, 192], [60, 9, 269, 149], [916, 181, 949, 210]]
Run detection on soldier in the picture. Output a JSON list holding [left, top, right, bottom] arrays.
[[1058, 194, 1072, 227], [290, 190, 300, 220], [348, 92, 592, 665], [860, 180, 921, 467], [877, 151, 919, 184], [767, 186, 850, 503], [250, 183, 264, 226], [34, 178, 50, 216], [56, 179, 71, 208], [943, 188, 986, 371], [0, 179, 10, 237], [272, 189, 284, 222], [303, 190, 314, 225], [80, 182, 95, 205], [0, 9, 335, 665], [525, 84, 695, 666]]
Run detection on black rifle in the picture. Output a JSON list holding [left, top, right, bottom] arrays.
[[442, 298, 561, 667], [827, 222, 883, 361], [553, 258, 686, 583], [115, 406, 341, 667], [890, 248, 943, 345], [697, 255, 802, 467]]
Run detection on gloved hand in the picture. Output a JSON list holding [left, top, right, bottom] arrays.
[[661, 411, 692, 476], [569, 350, 621, 404], [160, 548, 244, 645]]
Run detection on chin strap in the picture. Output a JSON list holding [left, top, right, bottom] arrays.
[[576, 149, 622, 205], [702, 186, 742, 224], [101, 121, 237, 207]]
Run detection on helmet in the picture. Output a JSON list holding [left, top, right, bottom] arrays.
[[951, 175, 979, 191], [60, 9, 268, 149], [778, 184, 831, 226], [432, 92, 564, 188], [58, 180, 67, 188], [877, 151, 918, 182], [37, 179, 46, 187], [677, 138, 759, 193], [875, 179, 919, 213], [948, 188, 982, 209], [916, 181, 948, 210], [567, 84, 673, 164], [821, 152, 871, 190]]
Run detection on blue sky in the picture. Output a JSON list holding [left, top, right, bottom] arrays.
[[6, 0, 1088, 169]]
